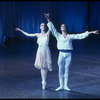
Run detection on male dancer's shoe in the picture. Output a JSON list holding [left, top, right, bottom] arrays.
[[64, 78, 71, 91], [64, 86, 71, 91], [55, 86, 64, 91], [55, 79, 64, 91]]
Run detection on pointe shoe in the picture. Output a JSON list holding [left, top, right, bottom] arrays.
[[55, 86, 64, 91], [42, 81, 46, 90], [64, 86, 71, 91]]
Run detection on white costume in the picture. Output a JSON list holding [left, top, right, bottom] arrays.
[[47, 21, 90, 91], [34, 31, 52, 71]]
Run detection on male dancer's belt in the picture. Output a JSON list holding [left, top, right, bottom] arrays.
[[59, 49, 72, 53]]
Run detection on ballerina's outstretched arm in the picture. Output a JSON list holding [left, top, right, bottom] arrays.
[[15, 28, 39, 37]]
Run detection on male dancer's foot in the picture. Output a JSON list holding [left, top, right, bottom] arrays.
[[55, 86, 64, 91], [64, 86, 71, 91]]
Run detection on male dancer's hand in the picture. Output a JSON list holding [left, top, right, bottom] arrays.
[[91, 30, 99, 34], [44, 13, 49, 19], [89, 30, 99, 34], [44, 13, 50, 22]]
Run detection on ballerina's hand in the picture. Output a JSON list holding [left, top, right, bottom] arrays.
[[15, 28, 21, 31]]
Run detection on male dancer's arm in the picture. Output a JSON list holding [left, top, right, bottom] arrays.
[[44, 13, 60, 39], [70, 30, 99, 40]]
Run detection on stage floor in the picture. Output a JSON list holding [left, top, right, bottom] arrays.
[[0, 39, 100, 99]]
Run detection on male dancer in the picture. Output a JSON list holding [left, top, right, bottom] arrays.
[[44, 13, 99, 91]]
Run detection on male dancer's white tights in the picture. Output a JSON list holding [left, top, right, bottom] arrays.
[[55, 52, 71, 91]]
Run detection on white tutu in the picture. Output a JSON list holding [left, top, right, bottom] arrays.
[[34, 35, 52, 71]]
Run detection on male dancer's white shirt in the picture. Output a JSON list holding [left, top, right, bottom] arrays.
[[47, 22, 89, 50]]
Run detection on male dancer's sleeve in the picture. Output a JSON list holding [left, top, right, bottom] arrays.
[[47, 22, 60, 39], [69, 31, 90, 40]]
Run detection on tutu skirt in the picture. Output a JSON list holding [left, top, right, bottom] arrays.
[[34, 45, 52, 71]]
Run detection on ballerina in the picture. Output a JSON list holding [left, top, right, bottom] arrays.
[[15, 22, 52, 90]]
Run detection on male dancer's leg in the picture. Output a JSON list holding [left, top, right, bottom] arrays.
[[64, 52, 71, 91], [55, 52, 64, 91]]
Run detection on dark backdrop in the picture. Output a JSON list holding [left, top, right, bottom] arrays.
[[0, 1, 100, 47]]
